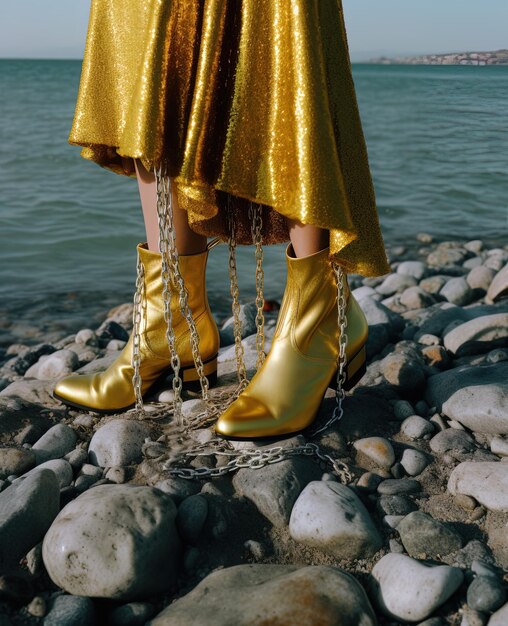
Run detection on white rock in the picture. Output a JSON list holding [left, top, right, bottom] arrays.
[[25, 349, 79, 380], [467, 265, 496, 290], [488, 601, 508, 626], [88, 419, 151, 467], [443, 314, 508, 356], [400, 448, 430, 476], [353, 437, 395, 469], [440, 277, 473, 306], [448, 462, 508, 511], [289, 481, 382, 560], [32, 424, 77, 464], [75, 329, 99, 346], [400, 415, 435, 440], [369, 553, 463, 622], [397, 261, 427, 280], [487, 263, 508, 302], [491, 437, 508, 457], [42, 484, 181, 600]]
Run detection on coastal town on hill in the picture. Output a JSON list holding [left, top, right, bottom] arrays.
[[370, 48, 508, 65]]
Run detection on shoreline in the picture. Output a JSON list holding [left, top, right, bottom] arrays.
[[0, 234, 507, 624]]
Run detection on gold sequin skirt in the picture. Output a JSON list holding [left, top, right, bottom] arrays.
[[69, 0, 391, 277]]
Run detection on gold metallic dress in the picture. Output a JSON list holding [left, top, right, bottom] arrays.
[[69, 0, 391, 277]]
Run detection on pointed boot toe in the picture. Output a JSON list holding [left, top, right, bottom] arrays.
[[215, 395, 277, 439]]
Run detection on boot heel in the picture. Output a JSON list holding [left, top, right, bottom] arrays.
[[180, 355, 218, 392], [329, 344, 366, 392]]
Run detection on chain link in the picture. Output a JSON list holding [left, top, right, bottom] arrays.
[[131, 251, 146, 417], [249, 202, 266, 368]]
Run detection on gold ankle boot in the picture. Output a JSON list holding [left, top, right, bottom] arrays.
[[52, 242, 220, 413], [214, 244, 368, 439]]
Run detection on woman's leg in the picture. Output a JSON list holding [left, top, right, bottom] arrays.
[[134, 159, 207, 255], [286, 217, 330, 257]]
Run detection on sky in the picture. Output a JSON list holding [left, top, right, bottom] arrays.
[[0, 0, 506, 61]]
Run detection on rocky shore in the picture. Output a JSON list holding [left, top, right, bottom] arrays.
[[370, 49, 508, 66], [0, 234, 507, 625]]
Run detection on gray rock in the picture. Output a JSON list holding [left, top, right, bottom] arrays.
[[426, 362, 508, 434], [467, 266, 496, 291], [14, 458, 74, 488], [107, 602, 157, 626], [400, 448, 431, 476], [488, 602, 508, 625], [443, 314, 508, 356], [398, 261, 427, 281], [147, 564, 377, 626], [176, 495, 208, 545], [400, 286, 436, 309], [467, 576, 506, 614], [64, 447, 88, 471], [448, 462, 508, 511], [154, 478, 201, 504], [32, 424, 77, 464], [430, 429, 476, 454], [232, 457, 321, 528], [0, 447, 36, 478], [377, 273, 417, 296], [219, 302, 257, 346], [0, 469, 59, 571], [88, 419, 151, 467], [44, 594, 96, 626], [105, 466, 128, 484], [397, 511, 463, 558], [440, 277, 474, 306], [463, 256, 483, 270], [487, 263, 508, 303], [357, 296, 404, 333], [377, 478, 421, 495], [369, 552, 464, 622], [353, 437, 395, 469], [401, 415, 435, 440], [378, 494, 417, 516], [42, 485, 181, 600], [289, 481, 382, 560]]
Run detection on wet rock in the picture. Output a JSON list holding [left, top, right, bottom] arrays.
[[397, 511, 463, 558], [448, 462, 508, 511], [88, 419, 151, 467], [0, 469, 59, 571], [289, 481, 382, 560], [42, 485, 181, 600], [369, 552, 464, 622], [148, 564, 377, 626], [426, 362, 508, 434], [443, 314, 508, 356]]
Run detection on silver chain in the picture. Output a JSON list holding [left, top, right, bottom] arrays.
[[249, 202, 266, 368], [159, 256, 352, 484]]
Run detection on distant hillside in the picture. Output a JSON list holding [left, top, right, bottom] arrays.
[[369, 49, 508, 66]]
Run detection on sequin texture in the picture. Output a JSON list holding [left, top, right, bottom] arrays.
[[69, 0, 391, 277]]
